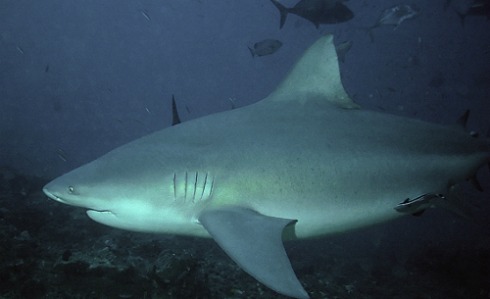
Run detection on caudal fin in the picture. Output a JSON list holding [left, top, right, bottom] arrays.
[[270, 0, 289, 29], [247, 46, 256, 58]]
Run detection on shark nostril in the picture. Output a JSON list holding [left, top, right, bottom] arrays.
[[68, 186, 75, 193]]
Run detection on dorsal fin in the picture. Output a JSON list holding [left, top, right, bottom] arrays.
[[456, 110, 470, 128], [268, 34, 359, 109], [171, 94, 181, 126], [468, 175, 484, 192]]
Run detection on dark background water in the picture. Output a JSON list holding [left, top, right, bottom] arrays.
[[1, 0, 489, 178], [1, 0, 490, 298]]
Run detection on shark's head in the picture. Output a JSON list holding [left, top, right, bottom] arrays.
[[43, 150, 208, 236]]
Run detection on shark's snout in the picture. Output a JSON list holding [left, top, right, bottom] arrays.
[[43, 186, 63, 202], [43, 181, 82, 207]]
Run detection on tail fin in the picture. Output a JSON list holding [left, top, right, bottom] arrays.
[[247, 46, 256, 58], [270, 0, 289, 29]]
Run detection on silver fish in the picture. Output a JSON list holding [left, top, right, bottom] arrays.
[[374, 4, 419, 29], [248, 39, 283, 57], [270, 0, 354, 29]]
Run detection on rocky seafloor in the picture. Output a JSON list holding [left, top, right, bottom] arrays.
[[1, 168, 490, 299]]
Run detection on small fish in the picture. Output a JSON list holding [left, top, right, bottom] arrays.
[[228, 97, 237, 110], [140, 10, 151, 21], [248, 39, 282, 57], [56, 148, 68, 162], [373, 4, 419, 29], [16, 46, 24, 54], [270, 0, 354, 29], [45, 64, 50, 73], [367, 4, 419, 41], [395, 193, 444, 216]]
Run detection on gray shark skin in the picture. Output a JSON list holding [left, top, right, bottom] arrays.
[[43, 35, 490, 298]]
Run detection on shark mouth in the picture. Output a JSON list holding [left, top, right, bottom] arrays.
[[43, 188, 112, 214], [43, 188, 65, 203], [87, 209, 113, 215]]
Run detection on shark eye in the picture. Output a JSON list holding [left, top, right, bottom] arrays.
[[68, 186, 75, 193]]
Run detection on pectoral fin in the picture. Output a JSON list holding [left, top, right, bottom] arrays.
[[199, 206, 309, 299]]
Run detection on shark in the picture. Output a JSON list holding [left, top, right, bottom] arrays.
[[43, 34, 490, 299]]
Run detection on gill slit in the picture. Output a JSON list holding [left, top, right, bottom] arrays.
[[192, 172, 198, 203], [200, 172, 208, 201], [184, 171, 188, 201]]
